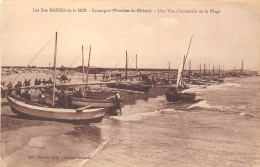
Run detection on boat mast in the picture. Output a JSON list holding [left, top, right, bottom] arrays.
[[125, 50, 128, 81], [84, 45, 91, 96], [209, 64, 210, 79], [82, 45, 85, 82], [86, 45, 91, 82], [241, 60, 243, 73], [136, 54, 138, 74], [219, 65, 220, 78], [52, 32, 58, 107], [199, 63, 201, 77], [213, 64, 215, 79], [168, 61, 170, 82], [178, 35, 193, 88], [189, 60, 191, 81], [223, 65, 225, 77], [204, 63, 206, 80]]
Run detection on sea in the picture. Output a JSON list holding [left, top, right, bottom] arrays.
[[1, 76, 260, 167]]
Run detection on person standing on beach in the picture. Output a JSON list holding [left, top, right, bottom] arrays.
[[58, 89, 68, 107], [23, 79, 31, 87], [34, 78, 38, 85], [23, 79, 27, 87], [21, 89, 31, 100], [1, 82, 6, 97], [27, 79, 31, 86], [42, 79, 47, 85], [47, 78, 53, 84], [15, 81, 22, 96], [7, 82, 12, 94]]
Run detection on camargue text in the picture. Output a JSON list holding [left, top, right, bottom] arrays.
[[32, 8, 221, 14]]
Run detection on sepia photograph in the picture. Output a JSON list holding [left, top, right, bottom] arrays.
[[1, 0, 260, 167]]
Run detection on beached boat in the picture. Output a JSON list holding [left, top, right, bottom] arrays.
[[165, 36, 196, 102], [165, 87, 196, 102], [69, 91, 122, 108], [106, 51, 152, 93], [106, 82, 151, 93], [68, 45, 122, 109], [6, 95, 106, 123], [69, 96, 120, 108], [5, 32, 106, 123]]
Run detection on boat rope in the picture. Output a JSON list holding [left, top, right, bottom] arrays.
[[128, 56, 135, 67], [11, 36, 55, 84], [69, 54, 81, 67], [113, 53, 125, 69], [68, 48, 81, 67], [28, 36, 55, 66]]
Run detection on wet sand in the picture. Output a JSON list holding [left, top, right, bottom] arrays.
[[0, 70, 159, 167], [1, 71, 100, 167], [1, 97, 104, 167], [2, 71, 259, 167]]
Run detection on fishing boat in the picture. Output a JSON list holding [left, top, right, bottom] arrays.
[[106, 51, 152, 93], [69, 90, 121, 108], [6, 95, 105, 123], [106, 82, 151, 93], [68, 45, 122, 109], [165, 36, 196, 102], [182, 60, 207, 89], [6, 32, 106, 123], [165, 87, 196, 102]]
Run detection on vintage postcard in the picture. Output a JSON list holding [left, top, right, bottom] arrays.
[[1, 0, 260, 167]]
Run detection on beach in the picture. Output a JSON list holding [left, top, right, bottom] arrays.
[[1, 70, 260, 167]]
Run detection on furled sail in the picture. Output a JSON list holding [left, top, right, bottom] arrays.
[[176, 60, 184, 88]]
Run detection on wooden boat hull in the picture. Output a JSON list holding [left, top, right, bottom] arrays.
[[107, 83, 151, 93], [6, 95, 106, 123], [69, 96, 120, 108], [84, 91, 117, 99], [165, 91, 196, 102]]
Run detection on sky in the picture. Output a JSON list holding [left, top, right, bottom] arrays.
[[2, 0, 260, 70]]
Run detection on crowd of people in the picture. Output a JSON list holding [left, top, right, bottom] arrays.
[[1, 78, 53, 97], [2, 77, 81, 107], [101, 73, 122, 81], [34, 78, 53, 85]]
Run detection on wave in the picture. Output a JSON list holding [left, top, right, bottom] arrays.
[[205, 82, 241, 90], [183, 82, 241, 93], [187, 100, 225, 111], [239, 112, 255, 118], [110, 108, 177, 122], [110, 110, 163, 122], [236, 105, 246, 110]]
